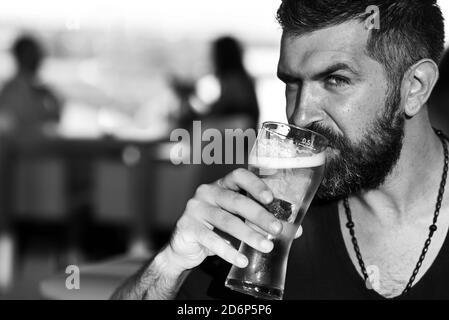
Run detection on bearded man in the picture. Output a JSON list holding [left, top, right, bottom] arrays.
[[113, 0, 449, 300]]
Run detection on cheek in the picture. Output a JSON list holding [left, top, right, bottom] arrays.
[[326, 83, 386, 141]]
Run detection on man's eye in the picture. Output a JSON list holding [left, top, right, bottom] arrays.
[[326, 75, 350, 87]]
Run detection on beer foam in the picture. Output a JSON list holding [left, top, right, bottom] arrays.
[[255, 138, 298, 158], [249, 152, 325, 169]]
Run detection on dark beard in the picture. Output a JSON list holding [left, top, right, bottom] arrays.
[[306, 84, 405, 201]]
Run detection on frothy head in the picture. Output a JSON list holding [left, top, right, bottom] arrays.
[[249, 153, 325, 169], [250, 133, 325, 169]]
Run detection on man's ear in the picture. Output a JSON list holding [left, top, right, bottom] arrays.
[[403, 59, 439, 118]]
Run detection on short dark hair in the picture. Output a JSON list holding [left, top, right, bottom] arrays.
[[277, 0, 445, 84], [12, 35, 43, 74], [212, 36, 246, 77]]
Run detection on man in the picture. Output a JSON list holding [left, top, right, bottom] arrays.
[[0, 35, 61, 135], [113, 0, 449, 299], [0, 35, 62, 291]]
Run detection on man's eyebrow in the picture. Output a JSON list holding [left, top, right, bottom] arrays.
[[313, 63, 361, 79], [277, 62, 360, 83]]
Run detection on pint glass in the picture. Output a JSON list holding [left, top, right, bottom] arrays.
[[225, 122, 328, 300]]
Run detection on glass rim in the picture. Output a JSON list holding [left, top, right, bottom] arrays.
[[261, 121, 329, 146]]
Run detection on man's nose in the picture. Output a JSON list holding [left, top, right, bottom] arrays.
[[287, 83, 324, 129]]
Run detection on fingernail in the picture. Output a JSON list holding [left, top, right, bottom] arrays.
[[261, 240, 274, 252], [237, 255, 248, 268], [261, 191, 273, 204], [271, 221, 282, 234]]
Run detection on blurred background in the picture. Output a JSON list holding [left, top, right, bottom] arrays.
[[0, 0, 448, 299]]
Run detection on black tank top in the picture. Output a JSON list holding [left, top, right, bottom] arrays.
[[176, 201, 449, 300]]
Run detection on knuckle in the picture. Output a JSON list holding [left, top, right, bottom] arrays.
[[185, 198, 201, 212], [213, 210, 233, 229], [228, 193, 248, 214], [232, 168, 246, 180], [196, 183, 209, 194], [195, 184, 210, 198], [228, 190, 243, 204], [215, 178, 224, 188], [175, 215, 191, 232]]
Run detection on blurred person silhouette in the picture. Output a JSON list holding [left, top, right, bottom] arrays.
[[0, 34, 62, 138], [0, 35, 62, 226], [0, 36, 62, 291], [171, 36, 260, 185], [429, 48, 449, 134], [173, 36, 259, 131]]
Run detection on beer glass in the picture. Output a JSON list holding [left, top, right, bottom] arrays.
[[225, 122, 328, 300]]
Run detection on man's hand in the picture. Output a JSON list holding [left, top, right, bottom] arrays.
[[112, 168, 304, 299], [165, 168, 286, 274]]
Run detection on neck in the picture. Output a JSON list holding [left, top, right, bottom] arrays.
[[350, 112, 446, 223]]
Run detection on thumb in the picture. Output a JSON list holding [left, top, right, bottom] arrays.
[[294, 226, 303, 239]]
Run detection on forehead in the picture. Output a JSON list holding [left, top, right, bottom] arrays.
[[279, 21, 378, 76]]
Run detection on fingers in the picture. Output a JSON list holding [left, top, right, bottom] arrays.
[[203, 206, 274, 253], [181, 168, 294, 268], [208, 186, 282, 236], [196, 226, 248, 268], [218, 168, 273, 205]]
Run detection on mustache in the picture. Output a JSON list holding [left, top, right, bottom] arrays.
[[306, 123, 348, 150]]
